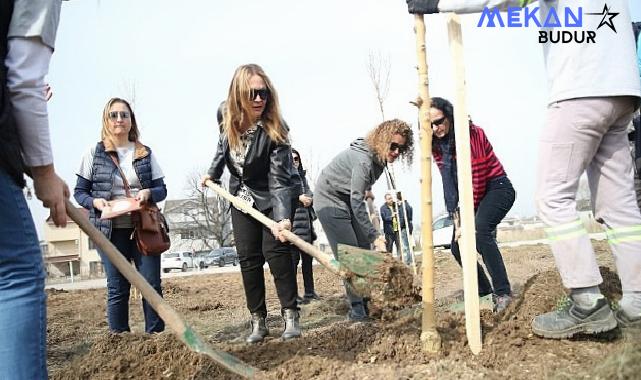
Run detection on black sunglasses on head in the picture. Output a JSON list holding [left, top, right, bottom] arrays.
[[431, 116, 447, 127], [249, 88, 270, 101], [389, 142, 408, 154]]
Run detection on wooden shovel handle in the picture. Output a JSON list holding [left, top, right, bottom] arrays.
[[65, 201, 184, 330], [205, 180, 346, 277], [64, 200, 256, 378]]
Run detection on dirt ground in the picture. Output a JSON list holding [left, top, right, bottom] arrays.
[[48, 241, 640, 379]]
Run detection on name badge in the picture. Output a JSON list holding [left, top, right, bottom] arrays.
[[234, 186, 254, 211]]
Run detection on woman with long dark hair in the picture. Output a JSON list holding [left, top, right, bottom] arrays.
[[430, 96, 515, 312]]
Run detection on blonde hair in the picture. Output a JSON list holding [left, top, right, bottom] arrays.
[[365, 119, 414, 165], [223, 64, 287, 150], [100, 98, 140, 143]]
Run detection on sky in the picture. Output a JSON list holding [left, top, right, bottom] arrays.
[[25, 0, 641, 238]]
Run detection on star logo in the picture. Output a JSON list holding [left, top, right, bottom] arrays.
[[586, 4, 619, 33]]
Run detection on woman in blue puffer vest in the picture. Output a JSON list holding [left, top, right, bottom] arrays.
[[74, 97, 168, 334]]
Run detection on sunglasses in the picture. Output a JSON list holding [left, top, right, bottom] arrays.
[[108, 111, 131, 121], [389, 142, 408, 154], [431, 116, 447, 127], [293, 156, 300, 162], [249, 88, 270, 101]]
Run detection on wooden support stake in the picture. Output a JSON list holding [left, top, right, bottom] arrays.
[[414, 14, 441, 353], [447, 14, 482, 355]]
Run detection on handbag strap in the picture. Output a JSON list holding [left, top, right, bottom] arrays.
[[108, 152, 133, 198]]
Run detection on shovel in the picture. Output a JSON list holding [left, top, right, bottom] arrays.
[[205, 180, 413, 299], [64, 200, 257, 379]]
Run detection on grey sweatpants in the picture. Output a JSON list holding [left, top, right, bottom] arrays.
[[535, 96, 641, 292], [314, 184, 371, 317]]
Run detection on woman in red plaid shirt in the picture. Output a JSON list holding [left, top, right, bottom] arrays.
[[430, 97, 516, 313]]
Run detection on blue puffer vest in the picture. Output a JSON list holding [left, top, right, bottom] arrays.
[[90, 142, 154, 239]]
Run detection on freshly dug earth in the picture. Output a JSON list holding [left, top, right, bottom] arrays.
[[350, 254, 421, 320], [49, 241, 639, 379]]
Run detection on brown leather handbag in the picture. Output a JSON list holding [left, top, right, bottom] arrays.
[[109, 153, 171, 256], [131, 203, 171, 256]]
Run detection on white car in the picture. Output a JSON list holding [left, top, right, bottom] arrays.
[[161, 251, 200, 273], [432, 214, 454, 249]]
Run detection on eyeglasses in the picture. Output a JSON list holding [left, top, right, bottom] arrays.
[[249, 88, 270, 101], [292, 156, 300, 162], [389, 142, 408, 154], [108, 111, 131, 121], [431, 116, 447, 127]]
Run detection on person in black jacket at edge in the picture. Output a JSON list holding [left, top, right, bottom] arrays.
[[290, 148, 320, 304], [202, 63, 301, 343]]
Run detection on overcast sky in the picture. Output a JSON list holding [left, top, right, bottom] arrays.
[[26, 0, 641, 237]]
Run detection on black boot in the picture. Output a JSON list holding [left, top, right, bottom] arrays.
[[303, 291, 321, 302], [246, 312, 268, 344], [281, 309, 301, 340]]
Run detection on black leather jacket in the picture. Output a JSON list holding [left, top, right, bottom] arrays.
[[207, 126, 299, 221]]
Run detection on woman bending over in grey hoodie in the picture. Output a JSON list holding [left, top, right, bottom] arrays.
[[315, 119, 414, 321]]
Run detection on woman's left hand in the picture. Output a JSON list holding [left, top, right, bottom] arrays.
[[136, 189, 151, 204], [271, 219, 292, 242], [299, 195, 312, 208]]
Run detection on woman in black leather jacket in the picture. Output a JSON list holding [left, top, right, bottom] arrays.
[[203, 64, 300, 343]]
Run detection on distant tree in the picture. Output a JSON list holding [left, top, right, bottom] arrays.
[[184, 169, 233, 248], [367, 50, 391, 121]]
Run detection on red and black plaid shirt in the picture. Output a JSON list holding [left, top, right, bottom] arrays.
[[433, 124, 506, 209]]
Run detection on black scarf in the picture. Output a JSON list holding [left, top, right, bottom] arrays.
[[435, 132, 458, 215]]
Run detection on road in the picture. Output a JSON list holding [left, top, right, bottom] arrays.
[[45, 264, 241, 291]]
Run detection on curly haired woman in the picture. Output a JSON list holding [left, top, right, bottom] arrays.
[[315, 119, 414, 321]]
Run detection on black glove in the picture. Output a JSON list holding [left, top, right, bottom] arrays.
[[406, 0, 440, 14]]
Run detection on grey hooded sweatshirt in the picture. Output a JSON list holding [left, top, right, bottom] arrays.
[[315, 138, 385, 243]]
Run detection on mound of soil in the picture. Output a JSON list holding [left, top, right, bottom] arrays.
[[49, 242, 631, 379]]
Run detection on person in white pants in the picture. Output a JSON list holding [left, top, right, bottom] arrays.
[[406, 0, 641, 338]]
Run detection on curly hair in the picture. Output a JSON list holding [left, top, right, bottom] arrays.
[[364, 119, 414, 165]]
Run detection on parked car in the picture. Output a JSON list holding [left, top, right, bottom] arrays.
[[433, 214, 454, 249], [161, 251, 198, 273], [205, 247, 238, 267], [192, 250, 209, 270]]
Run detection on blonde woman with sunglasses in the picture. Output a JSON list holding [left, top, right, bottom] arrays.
[[203, 64, 301, 343], [74, 97, 167, 334]]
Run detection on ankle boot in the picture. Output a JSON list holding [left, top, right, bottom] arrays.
[[246, 312, 268, 344], [281, 309, 301, 340]]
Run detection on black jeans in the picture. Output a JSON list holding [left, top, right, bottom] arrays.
[[384, 231, 400, 254], [231, 207, 297, 315], [450, 176, 515, 297], [291, 248, 315, 295]]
